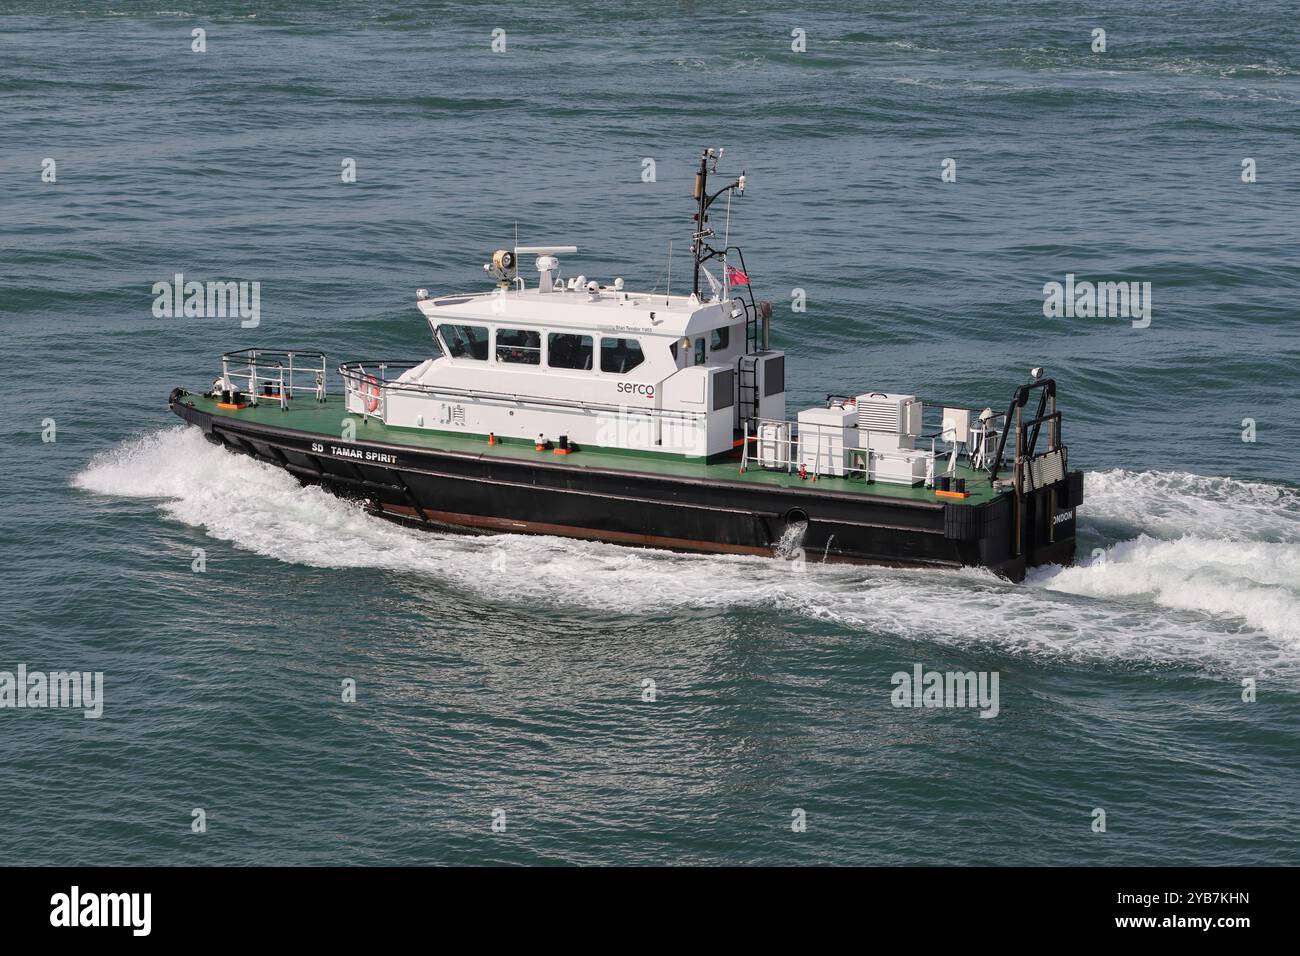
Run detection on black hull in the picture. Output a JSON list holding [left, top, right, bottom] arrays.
[[169, 394, 1081, 581]]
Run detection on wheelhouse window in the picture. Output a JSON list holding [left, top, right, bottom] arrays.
[[694, 337, 706, 365], [710, 326, 729, 352], [436, 324, 489, 360], [600, 337, 645, 374], [495, 328, 541, 365], [547, 332, 593, 370]]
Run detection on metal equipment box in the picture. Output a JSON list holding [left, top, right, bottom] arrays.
[[757, 421, 790, 469], [797, 405, 857, 477], [856, 392, 923, 450]]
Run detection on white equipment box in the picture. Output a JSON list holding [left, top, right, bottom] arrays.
[[869, 449, 928, 486], [856, 392, 922, 451], [757, 421, 790, 469], [855, 392, 928, 485], [941, 407, 970, 445], [797, 405, 857, 477]]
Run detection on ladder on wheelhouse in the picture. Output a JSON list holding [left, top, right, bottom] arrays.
[[727, 248, 763, 427], [738, 353, 759, 424]]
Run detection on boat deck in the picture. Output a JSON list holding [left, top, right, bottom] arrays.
[[184, 393, 1001, 506]]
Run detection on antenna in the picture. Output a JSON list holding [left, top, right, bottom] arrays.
[[666, 239, 672, 304], [722, 190, 732, 302]]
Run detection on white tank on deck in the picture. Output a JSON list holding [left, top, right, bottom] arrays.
[[797, 404, 857, 477]]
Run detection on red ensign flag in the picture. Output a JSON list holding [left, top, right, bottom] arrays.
[[726, 266, 749, 286]]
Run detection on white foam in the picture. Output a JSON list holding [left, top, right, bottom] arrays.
[[1036, 470, 1300, 660], [1081, 468, 1300, 542], [73, 429, 1300, 675], [1038, 535, 1300, 646]]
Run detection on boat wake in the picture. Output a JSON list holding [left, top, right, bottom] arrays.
[[75, 428, 1300, 675]]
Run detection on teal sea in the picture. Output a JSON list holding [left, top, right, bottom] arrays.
[[2, 2, 1298, 865]]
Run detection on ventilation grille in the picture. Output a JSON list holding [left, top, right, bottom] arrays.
[[857, 394, 917, 434], [857, 403, 900, 432], [1021, 448, 1067, 489]]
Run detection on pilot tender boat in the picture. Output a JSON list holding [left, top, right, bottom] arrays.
[[169, 149, 1082, 580]]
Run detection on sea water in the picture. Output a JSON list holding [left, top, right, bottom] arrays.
[[2, 1, 1298, 865]]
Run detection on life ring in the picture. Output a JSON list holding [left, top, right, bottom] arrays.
[[363, 374, 381, 413]]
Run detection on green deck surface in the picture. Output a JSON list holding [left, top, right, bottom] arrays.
[[185, 393, 999, 505]]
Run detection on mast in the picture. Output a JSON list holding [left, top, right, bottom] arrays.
[[691, 149, 712, 298], [689, 147, 746, 300]]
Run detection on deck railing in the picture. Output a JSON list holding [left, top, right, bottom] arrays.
[[739, 415, 944, 484], [219, 349, 328, 409]]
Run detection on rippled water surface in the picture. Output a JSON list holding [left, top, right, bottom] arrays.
[[2, 1, 1298, 865]]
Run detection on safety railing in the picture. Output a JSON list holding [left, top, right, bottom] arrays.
[[739, 416, 942, 483], [338, 360, 422, 421], [219, 349, 328, 409]]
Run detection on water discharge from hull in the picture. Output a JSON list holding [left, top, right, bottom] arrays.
[[74, 428, 1300, 677], [774, 520, 809, 561]]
